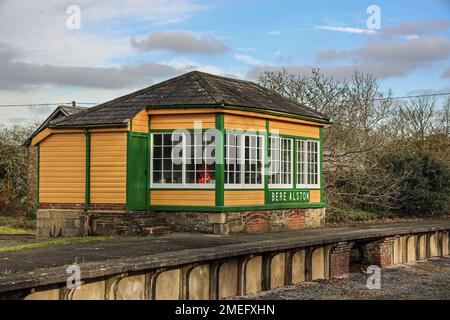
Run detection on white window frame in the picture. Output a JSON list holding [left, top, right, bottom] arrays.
[[224, 132, 265, 190], [296, 139, 321, 189], [150, 132, 215, 189], [268, 136, 294, 189]]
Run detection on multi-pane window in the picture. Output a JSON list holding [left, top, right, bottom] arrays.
[[269, 137, 293, 188], [151, 132, 215, 188], [225, 132, 264, 188], [297, 140, 320, 188]]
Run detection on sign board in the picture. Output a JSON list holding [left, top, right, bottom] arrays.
[[269, 190, 310, 204]]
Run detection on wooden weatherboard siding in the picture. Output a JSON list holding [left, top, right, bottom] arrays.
[[90, 132, 127, 204], [269, 119, 320, 138], [150, 113, 215, 130], [224, 114, 266, 131], [131, 109, 149, 133], [224, 190, 265, 206], [39, 132, 86, 204], [150, 190, 215, 206]]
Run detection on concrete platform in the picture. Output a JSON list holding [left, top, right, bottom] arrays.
[[1, 219, 450, 296]]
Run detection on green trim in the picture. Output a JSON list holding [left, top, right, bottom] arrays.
[[126, 131, 131, 211], [84, 130, 91, 211], [270, 133, 320, 141], [149, 128, 210, 133], [149, 203, 327, 212], [320, 127, 324, 204], [151, 188, 215, 191], [148, 115, 151, 209], [215, 113, 225, 206], [129, 117, 133, 132], [130, 132, 148, 137], [264, 120, 270, 204], [145, 105, 332, 125], [225, 129, 265, 135], [293, 137, 297, 188], [37, 144, 40, 208]]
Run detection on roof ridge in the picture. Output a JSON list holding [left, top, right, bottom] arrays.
[[194, 71, 329, 119], [192, 71, 225, 104]]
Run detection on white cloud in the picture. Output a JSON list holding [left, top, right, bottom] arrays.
[[315, 26, 377, 35], [315, 20, 450, 40], [131, 31, 230, 55], [234, 54, 266, 66], [0, 0, 209, 66], [268, 31, 284, 36]]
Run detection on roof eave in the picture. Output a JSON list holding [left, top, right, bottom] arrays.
[[145, 103, 332, 125], [49, 123, 129, 130]]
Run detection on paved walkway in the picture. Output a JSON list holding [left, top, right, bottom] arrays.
[[1, 219, 449, 279]]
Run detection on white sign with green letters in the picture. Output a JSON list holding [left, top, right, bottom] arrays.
[[269, 190, 310, 204]]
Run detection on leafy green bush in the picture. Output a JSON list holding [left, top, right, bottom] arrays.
[[386, 152, 450, 214]]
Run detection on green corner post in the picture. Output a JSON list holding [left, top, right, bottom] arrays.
[[125, 131, 131, 211], [37, 144, 40, 208], [147, 114, 151, 210], [293, 135, 297, 189], [320, 127, 324, 204], [84, 129, 91, 211], [264, 119, 270, 204], [215, 113, 225, 207]]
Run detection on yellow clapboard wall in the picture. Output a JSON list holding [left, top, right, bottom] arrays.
[[269, 119, 320, 138], [151, 113, 215, 130], [39, 133, 86, 204], [309, 190, 321, 203], [224, 114, 266, 131], [224, 190, 265, 206], [131, 109, 149, 133], [90, 132, 127, 204], [150, 190, 215, 206]]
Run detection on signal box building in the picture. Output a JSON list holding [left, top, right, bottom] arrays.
[[31, 71, 331, 236]]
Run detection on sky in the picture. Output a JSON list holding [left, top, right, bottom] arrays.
[[0, 0, 449, 125]]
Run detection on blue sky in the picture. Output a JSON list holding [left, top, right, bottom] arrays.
[[0, 0, 449, 124]]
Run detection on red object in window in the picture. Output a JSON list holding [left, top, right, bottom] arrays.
[[197, 162, 213, 184]]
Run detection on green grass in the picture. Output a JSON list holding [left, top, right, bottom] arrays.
[[0, 216, 35, 234], [0, 236, 113, 252]]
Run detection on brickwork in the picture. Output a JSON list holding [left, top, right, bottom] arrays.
[[88, 204, 126, 211], [36, 206, 326, 236], [330, 242, 354, 278], [366, 237, 395, 267], [39, 203, 85, 210]]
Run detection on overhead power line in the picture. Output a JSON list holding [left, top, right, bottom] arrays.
[[0, 92, 449, 108], [0, 102, 97, 108]]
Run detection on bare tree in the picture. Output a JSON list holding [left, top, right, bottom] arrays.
[[398, 96, 438, 142], [259, 68, 408, 211]]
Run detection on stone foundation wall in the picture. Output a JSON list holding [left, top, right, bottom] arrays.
[[36, 209, 88, 237], [36, 207, 326, 237], [155, 207, 326, 235]]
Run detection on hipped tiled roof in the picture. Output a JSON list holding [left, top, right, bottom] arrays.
[[52, 71, 330, 128]]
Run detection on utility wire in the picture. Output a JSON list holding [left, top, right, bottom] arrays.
[[0, 92, 449, 108]]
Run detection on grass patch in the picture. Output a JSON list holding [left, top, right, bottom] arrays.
[[0, 236, 113, 252], [0, 216, 35, 234], [0, 226, 32, 235]]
